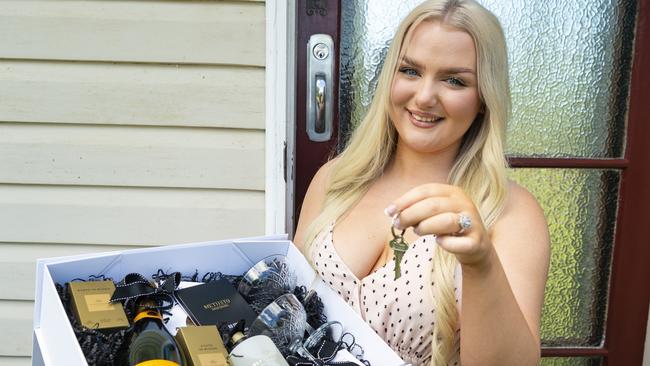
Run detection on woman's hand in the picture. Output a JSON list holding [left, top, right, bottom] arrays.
[[388, 182, 549, 365], [386, 183, 494, 270]]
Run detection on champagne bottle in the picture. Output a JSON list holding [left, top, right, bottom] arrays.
[[128, 299, 185, 366], [227, 321, 288, 366]]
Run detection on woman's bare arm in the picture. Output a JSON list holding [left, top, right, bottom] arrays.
[[459, 182, 550, 365], [293, 160, 335, 251]]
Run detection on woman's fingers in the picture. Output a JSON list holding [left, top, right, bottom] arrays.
[[410, 211, 473, 237], [435, 235, 478, 255], [385, 183, 456, 217], [435, 234, 492, 267], [392, 197, 455, 231]]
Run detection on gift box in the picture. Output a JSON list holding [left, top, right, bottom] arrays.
[[32, 235, 405, 365]]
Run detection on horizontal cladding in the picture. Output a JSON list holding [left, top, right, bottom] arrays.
[[0, 61, 265, 129], [0, 301, 33, 356], [0, 1, 265, 66], [0, 0, 267, 359], [0, 123, 265, 190], [0, 243, 146, 300], [0, 185, 265, 245], [0, 356, 30, 366]]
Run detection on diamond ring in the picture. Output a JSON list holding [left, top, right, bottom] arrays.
[[457, 214, 472, 234]]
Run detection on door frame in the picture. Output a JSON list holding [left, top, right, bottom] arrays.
[[269, 0, 342, 237], [265, 0, 296, 235]]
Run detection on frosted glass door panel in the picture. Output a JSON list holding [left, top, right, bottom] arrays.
[[540, 357, 603, 366], [509, 168, 620, 346]]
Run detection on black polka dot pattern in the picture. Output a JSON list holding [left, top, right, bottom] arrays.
[[308, 225, 462, 365]]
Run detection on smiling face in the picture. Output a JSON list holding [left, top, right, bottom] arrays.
[[389, 20, 482, 157]]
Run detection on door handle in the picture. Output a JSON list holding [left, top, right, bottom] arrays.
[[307, 34, 334, 142]]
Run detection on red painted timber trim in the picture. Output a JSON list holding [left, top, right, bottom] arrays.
[[604, 1, 650, 364], [294, 0, 341, 230], [542, 348, 608, 357], [508, 158, 629, 169]]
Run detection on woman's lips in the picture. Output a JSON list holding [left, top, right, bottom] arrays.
[[408, 110, 443, 128]]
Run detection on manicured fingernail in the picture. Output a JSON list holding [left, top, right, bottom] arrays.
[[384, 204, 397, 217], [392, 216, 402, 229], [413, 226, 421, 235]]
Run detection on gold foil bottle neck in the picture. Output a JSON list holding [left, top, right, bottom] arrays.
[[230, 331, 246, 346]]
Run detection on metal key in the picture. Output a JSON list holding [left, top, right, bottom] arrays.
[[389, 225, 409, 280]]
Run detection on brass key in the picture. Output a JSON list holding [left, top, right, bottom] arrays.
[[389, 225, 409, 280]]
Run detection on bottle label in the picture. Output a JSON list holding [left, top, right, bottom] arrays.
[[135, 360, 180, 366]]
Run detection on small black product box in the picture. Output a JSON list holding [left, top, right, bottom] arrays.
[[174, 279, 257, 328]]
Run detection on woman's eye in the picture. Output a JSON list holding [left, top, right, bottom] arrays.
[[446, 77, 466, 87], [399, 67, 419, 77]]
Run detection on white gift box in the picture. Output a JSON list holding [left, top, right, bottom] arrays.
[[32, 235, 405, 366]]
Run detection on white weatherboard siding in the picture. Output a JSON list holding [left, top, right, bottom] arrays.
[[0, 124, 264, 189], [0, 61, 264, 128], [0, 301, 33, 357], [0, 1, 265, 66], [0, 357, 31, 366], [0, 0, 266, 361], [0, 243, 141, 300]]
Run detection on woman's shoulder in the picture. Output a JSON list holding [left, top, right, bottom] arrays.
[[491, 180, 549, 248], [306, 158, 338, 202], [313, 158, 338, 185], [504, 180, 543, 216]]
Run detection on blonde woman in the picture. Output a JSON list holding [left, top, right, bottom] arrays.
[[294, 0, 550, 365]]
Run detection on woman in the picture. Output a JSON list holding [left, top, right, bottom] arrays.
[[294, 0, 550, 365]]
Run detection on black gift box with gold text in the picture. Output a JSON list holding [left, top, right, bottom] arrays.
[[174, 279, 257, 328]]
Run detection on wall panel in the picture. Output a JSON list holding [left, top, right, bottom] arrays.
[[0, 123, 265, 189], [0, 185, 265, 245], [0, 0, 268, 360], [0, 1, 265, 66], [0, 301, 33, 356], [0, 61, 265, 128]]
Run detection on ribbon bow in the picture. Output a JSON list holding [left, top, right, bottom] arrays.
[[110, 271, 181, 310]]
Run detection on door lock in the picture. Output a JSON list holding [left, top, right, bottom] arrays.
[[307, 34, 334, 142], [313, 43, 330, 60]]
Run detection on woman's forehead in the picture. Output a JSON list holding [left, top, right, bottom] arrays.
[[402, 21, 476, 69]]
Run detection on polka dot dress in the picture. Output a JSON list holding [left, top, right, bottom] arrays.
[[309, 223, 462, 366]]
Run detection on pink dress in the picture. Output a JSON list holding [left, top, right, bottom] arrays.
[[308, 223, 461, 366]]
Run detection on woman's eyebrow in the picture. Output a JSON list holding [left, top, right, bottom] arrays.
[[400, 56, 424, 69], [441, 67, 476, 75], [401, 56, 476, 75]]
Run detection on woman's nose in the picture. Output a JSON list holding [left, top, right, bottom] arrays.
[[414, 80, 437, 108]]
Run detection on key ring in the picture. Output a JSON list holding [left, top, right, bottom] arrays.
[[391, 213, 406, 238], [391, 225, 406, 238]]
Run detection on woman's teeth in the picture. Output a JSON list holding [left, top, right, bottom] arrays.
[[411, 112, 442, 122]]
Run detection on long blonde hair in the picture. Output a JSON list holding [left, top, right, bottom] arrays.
[[304, 0, 510, 364]]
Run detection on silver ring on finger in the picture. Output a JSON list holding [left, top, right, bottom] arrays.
[[457, 213, 472, 234]]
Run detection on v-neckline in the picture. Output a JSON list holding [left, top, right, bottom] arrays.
[[327, 222, 425, 283]]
